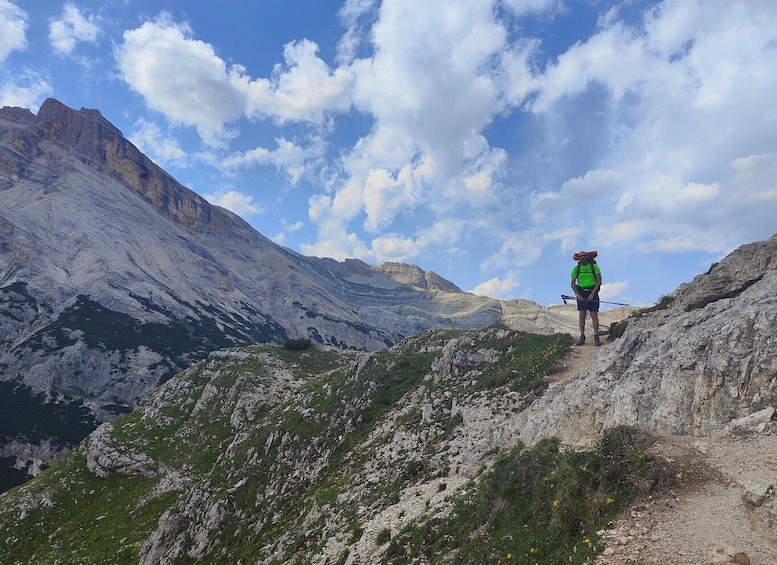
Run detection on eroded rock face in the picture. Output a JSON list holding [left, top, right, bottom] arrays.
[[515, 233, 777, 444], [83, 423, 159, 479], [32, 99, 213, 227], [675, 237, 774, 312]]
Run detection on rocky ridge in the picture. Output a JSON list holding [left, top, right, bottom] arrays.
[[0, 233, 775, 563]]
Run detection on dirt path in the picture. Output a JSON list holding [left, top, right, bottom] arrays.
[[547, 340, 599, 387], [551, 342, 777, 565], [595, 429, 777, 565]]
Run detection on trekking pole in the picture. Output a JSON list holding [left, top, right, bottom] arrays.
[[560, 294, 630, 306]]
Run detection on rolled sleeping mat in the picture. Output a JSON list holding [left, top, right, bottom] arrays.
[[572, 250, 598, 261]]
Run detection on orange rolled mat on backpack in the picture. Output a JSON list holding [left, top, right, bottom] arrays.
[[572, 250, 598, 261]]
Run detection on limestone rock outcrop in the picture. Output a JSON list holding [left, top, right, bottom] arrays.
[[514, 233, 777, 445]]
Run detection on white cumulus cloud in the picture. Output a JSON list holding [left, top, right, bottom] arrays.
[[0, 0, 26, 63], [524, 0, 777, 260], [0, 70, 52, 110], [129, 119, 187, 169], [470, 272, 520, 299], [304, 0, 522, 260], [204, 189, 263, 217], [49, 3, 100, 55], [115, 16, 353, 147]]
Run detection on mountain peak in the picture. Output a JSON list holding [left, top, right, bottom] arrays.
[[13, 98, 212, 227], [35, 97, 116, 143]]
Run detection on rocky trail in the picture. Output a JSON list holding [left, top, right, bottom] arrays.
[[349, 339, 777, 565], [562, 342, 777, 565], [595, 427, 777, 565]]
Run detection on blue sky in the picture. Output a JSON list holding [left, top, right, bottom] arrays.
[[2, 0, 777, 309]]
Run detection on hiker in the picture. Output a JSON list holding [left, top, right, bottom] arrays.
[[571, 251, 602, 346]]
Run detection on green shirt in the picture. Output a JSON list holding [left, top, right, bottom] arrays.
[[571, 264, 601, 289]]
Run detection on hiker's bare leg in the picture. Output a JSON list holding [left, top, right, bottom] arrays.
[[591, 311, 599, 335], [578, 310, 587, 336]]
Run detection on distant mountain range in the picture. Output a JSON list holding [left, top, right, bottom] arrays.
[[0, 99, 614, 488]]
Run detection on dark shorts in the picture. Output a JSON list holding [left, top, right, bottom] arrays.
[[576, 287, 599, 312]]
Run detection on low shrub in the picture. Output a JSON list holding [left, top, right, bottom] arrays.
[[283, 338, 314, 351], [630, 294, 675, 318], [376, 528, 391, 545]]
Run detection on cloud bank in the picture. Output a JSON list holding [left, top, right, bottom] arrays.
[[2, 0, 777, 305]]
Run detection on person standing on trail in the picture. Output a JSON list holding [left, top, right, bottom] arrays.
[[571, 251, 602, 346]]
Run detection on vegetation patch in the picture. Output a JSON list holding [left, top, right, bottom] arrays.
[[384, 427, 663, 564], [0, 281, 42, 330], [630, 294, 675, 318], [23, 294, 286, 364], [453, 330, 573, 395], [273, 344, 350, 376], [0, 451, 171, 565], [0, 456, 29, 493], [0, 381, 97, 446], [506, 333, 573, 395], [283, 338, 314, 351], [0, 381, 98, 493]]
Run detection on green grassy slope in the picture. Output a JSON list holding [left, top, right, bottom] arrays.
[[0, 327, 667, 564]]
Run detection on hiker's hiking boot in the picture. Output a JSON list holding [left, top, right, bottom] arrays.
[[575, 335, 585, 346], [594, 335, 601, 346]]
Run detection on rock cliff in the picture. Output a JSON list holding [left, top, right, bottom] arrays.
[[514, 232, 777, 445]]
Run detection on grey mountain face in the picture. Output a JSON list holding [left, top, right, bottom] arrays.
[[0, 100, 474, 408], [0, 99, 592, 485]]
